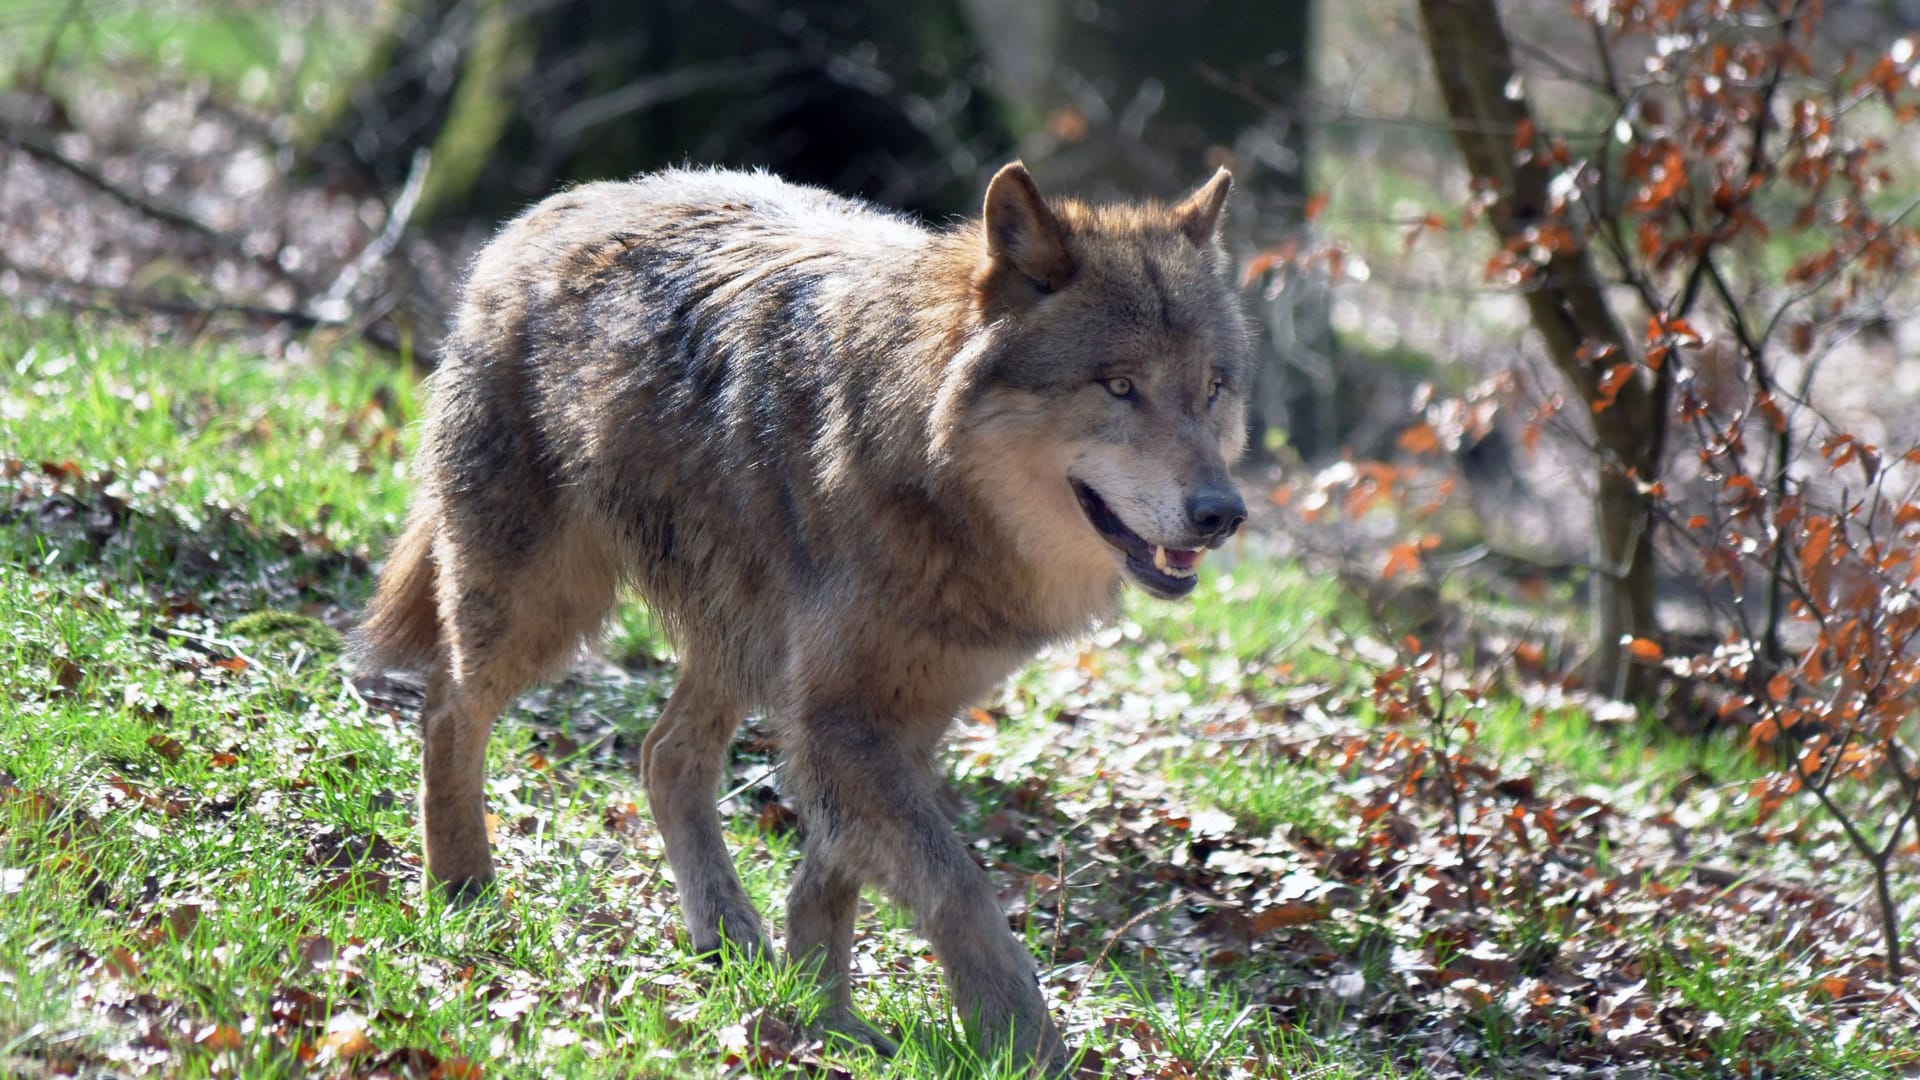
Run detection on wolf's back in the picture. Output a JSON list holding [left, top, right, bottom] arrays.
[[358, 170, 977, 678]]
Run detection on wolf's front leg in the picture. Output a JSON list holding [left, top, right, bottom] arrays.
[[641, 662, 769, 958], [786, 710, 1068, 1075]]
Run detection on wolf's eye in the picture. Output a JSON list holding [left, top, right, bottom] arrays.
[[1102, 376, 1135, 399], [1208, 377, 1225, 405]]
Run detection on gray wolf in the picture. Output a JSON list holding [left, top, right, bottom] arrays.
[[357, 161, 1250, 1071]]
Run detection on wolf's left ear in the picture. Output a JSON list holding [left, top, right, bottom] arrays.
[[1172, 168, 1233, 248]]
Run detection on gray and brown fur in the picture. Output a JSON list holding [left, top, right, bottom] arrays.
[[358, 162, 1251, 1070]]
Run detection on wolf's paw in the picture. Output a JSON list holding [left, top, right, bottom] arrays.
[[690, 908, 772, 964], [1040, 1047, 1083, 1080], [435, 873, 496, 907], [810, 1008, 899, 1058], [693, 934, 775, 966]]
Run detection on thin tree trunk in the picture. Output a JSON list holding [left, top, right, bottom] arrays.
[[1594, 467, 1660, 699], [306, 0, 1010, 224], [1876, 856, 1905, 981], [1416, 0, 1665, 700]]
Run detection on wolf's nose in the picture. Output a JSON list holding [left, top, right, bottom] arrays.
[[1187, 487, 1246, 540]]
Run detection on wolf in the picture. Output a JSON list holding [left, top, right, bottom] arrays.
[[357, 160, 1250, 1071]]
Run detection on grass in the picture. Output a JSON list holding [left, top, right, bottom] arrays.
[[3, 315, 1917, 1078]]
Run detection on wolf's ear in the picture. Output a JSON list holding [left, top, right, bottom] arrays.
[[1172, 167, 1233, 247], [981, 162, 1074, 293]]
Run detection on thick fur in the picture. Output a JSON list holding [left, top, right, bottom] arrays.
[[359, 162, 1250, 1070]]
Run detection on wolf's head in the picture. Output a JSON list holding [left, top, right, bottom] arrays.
[[942, 162, 1253, 604]]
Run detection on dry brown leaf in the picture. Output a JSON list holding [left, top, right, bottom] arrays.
[[1251, 902, 1330, 933]]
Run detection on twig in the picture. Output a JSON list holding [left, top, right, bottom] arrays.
[[310, 147, 431, 323], [552, 52, 803, 142], [1, 120, 220, 240], [1, 255, 402, 352], [164, 626, 265, 673], [716, 765, 778, 808], [1049, 836, 1069, 971], [1196, 1003, 1258, 1069], [1065, 897, 1181, 1005]]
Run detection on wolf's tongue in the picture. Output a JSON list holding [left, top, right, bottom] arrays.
[[1164, 548, 1202, 570], [1150, 545, 1205, 573]]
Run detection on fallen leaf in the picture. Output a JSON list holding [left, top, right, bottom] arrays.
[[1251, 902, 1330, 932], [146, 735, 185, 763], [319, 1027, 372, 1058], [320, 1012, 373, 1058], [196, 1024, 243, 1052]]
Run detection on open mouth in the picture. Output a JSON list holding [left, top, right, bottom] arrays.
[[1072, 481, 1204, 599]]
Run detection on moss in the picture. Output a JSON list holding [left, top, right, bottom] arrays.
[[228, 609, 344, 655]]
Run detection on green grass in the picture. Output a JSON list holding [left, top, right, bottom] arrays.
[[1167, 750, 1342, 841], [3, 315, 1916, 1078], [1636, 921, 1904, 1078], [3, 319, 414, 547]]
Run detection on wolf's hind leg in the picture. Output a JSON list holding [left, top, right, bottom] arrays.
[[640, 662, 767, 958], [423, 521, 621, 899], [420, 660, 515, 898], [788, 850, 898, 1055]]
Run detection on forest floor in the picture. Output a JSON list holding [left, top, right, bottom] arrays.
[[3, 318, 1918, 1079]]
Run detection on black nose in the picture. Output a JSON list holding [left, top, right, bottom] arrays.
[[1187, 486, 1246, 540]]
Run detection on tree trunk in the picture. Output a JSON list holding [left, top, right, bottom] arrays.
[[1416, 0, 1665, 700]]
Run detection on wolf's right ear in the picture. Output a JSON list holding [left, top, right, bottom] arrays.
[[980, 162, 1075, 295]]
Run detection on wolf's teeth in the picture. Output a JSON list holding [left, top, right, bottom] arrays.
[[1152, 545, 1169, 572]]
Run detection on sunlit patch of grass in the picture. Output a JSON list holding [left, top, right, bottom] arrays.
[[1, 317, 418, 558], [603, 601, 674, 669], [0, 0, 368, 112], [1131, 554, 1366, 688], [1164, 744, 1345, 843], [1636, 920, 1919, 1078], [1467, 694, 1762, 795], [1077, 960, 1406, 1079], [0, 550, 811, 1076]]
